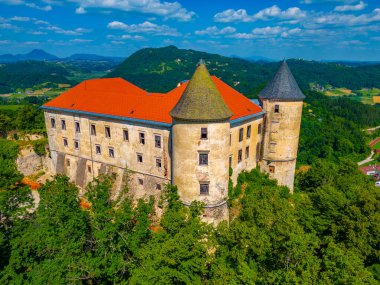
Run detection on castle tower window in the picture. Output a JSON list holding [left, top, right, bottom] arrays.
[[258, 123, 262, 134], [274, 104, 280, 113], [66, 159, 70, 166], [238, 149, 242, 163], [138, 178, 144, 186], [247, 125, 251, 138], [108, 147, 114, 158], [105, 126, 111, 138], [63, 138, 68, 147], [87, 165, 91, 173], [155, 135, 161, 148], [201, 128, 208, 139], [139, 132, 145, 145], [156, 183, 162, 190], [199, 153, 208, 165], [95, 145, 101, 155], [75, 121, 80, 133], [91, 124, 96, 136], [61, 119, 66, 130], [229, 155, 232, 168], [239, 128, 244, 142], [245, 146, 250, 159], [229, 133, 231, 146], [50, 118, 56, 128], [156, 158, 162, 168], [269, 165, 275, 173], [200, 183, 209, 195], [123, 129, 129, 141], [74, 140, 79, 150], [137, 153, 143, 163]]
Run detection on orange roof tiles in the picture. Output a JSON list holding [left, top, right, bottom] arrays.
[[43, 77, 263, 125]]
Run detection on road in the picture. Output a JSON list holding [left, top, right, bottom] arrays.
[[358, 150, 375, 166]]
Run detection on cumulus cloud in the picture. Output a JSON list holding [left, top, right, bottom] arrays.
[[107, 21, 180, 36], [69, 0, 195, 21], [25, 3, 52, 11], [314, 8, 380, 26], [75, 6, 86, 14], [214, 5, 306, 23], [10, 16, 30, 21], [195, 26, 236, 36], [70, 38, 93, 43], [335, 1, 367, 12]]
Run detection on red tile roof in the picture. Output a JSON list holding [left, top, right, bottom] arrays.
[[43, 77, 263, 124]]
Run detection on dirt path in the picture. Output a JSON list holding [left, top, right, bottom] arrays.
[[358, 150, 375, 166], [365, 125, 380, 132]]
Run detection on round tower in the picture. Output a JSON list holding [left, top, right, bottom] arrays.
[[170, 62, 233, 224], [258, 60, 305, 193]]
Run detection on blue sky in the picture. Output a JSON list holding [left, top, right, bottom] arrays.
[[0, 0, 379, 60]]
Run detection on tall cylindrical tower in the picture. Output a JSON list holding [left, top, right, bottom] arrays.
[[170, 62, 232, 224], [259, 61, 305, 192]]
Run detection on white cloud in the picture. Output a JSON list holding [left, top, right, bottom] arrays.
[[26, 3, 52, 11], [69, 0, 195, 21], [252, 26, 284, 35], [70, 38, 93, 43], [195, 26, 236, 36], [111, 40, 124, 45], [23, 41, 39, 45], [314, 8, 380, 26], [121, 34, 145, 40], [29, 31, 47, 35], [35, 20, 50, 25], [214, 5, 306, 23], [107, 21, 180, 36], [0, 40, 11, 44], [75, 6, 86, 14], [335, 1, 367, 12], [0, 23, 19, 30], [10, 16, 30, 21]]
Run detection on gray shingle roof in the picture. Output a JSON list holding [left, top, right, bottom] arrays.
[[259, 60, 305, 101]]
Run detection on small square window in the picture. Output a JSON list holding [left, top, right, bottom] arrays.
[[63, 138, 68, 147], [87, 165, 92, 173], [109, 148, 114, 158], [201, 128, 207, 139], [269, 165, 275, 173], [238, 149, 242, 163], [247, 125, 251, 138], [245, 146, 250, 159], [105, 126, 111, 138], [229, 133, 232, 146], [258, 124, 262, 134], [200, 183, 209, 195], [74, 140, 79, 150], [123, 129, 129, 141], [137, 153, 143, 163], [156, 158, 162, 168], [66, 159, 70, 166], [239, 128, 244, 142], [75, 121, 80, 133], [156, 183, 162, 190], [61, 119, 66, 130], [139, 132, 145, 145], [50, 118, 56, 128], [274, 104, 280, 113], [229, 156, 232, 168], [91, 124, 96, 136], [155, 135, 161, 148], [138, 178, 144, 186], [199, 153, 208, 165], [95, 145, 101, 155]]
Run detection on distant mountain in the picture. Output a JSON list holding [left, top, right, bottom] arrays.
[[63, 53, 124, 62], [106, 45, 380, 95], [0, 49, 59, 62]]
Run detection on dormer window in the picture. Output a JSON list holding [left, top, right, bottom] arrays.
[[201, 128, 208, 139], [274, 104, 280, 113]]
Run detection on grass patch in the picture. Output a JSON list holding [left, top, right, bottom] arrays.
[[0, 105, 24, 111], [372, 141, 380, 150]]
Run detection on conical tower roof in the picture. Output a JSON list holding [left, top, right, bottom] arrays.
[[170, 62, 233, 122], [259, 60, 305, 101]]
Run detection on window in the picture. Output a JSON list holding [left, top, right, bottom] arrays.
[[105, 126, 111, 138], [156, 183, 162, 190], [123, 129, 129, 141], [61, 119, 66, 130], [156, 158, 162, 168], [247, 125, 251, 138], [155, 135, 161, 148], [229, 133, 232, 146], [90, 124, 96, 136], [66, 159, 70, 166], [109, 147, 114, 158], [239, 128, 244, 142], [229, 156, 232, 168], [269, 165, 275, 173], [139, 132, 145, 145], [258, 123, 262, 134], [50, 118, 56, 128], [274, 104, 280, 113], [201, 128, 208, 139], [238, 149, 242, 163], [75, 121, 80, 133], [200, 183, 209, 195], [63, 138, 68, 147], [95, 145, 101, 155], [74, 140, 79, 150], [138, 178, 144, 186], [199, 153, 208, 165], [245, 146, 250, 159], [137, 153, 143, 163], [87, 165, 92, 173]]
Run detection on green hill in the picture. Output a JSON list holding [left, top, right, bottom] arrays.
[[107, 45, 380, 96]]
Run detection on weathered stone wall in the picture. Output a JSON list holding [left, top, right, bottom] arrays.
[[260, 100, 303, 192], [16, 146, 44, 176]]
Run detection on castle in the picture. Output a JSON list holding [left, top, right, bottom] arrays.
[[42, 61, 305, 223]]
